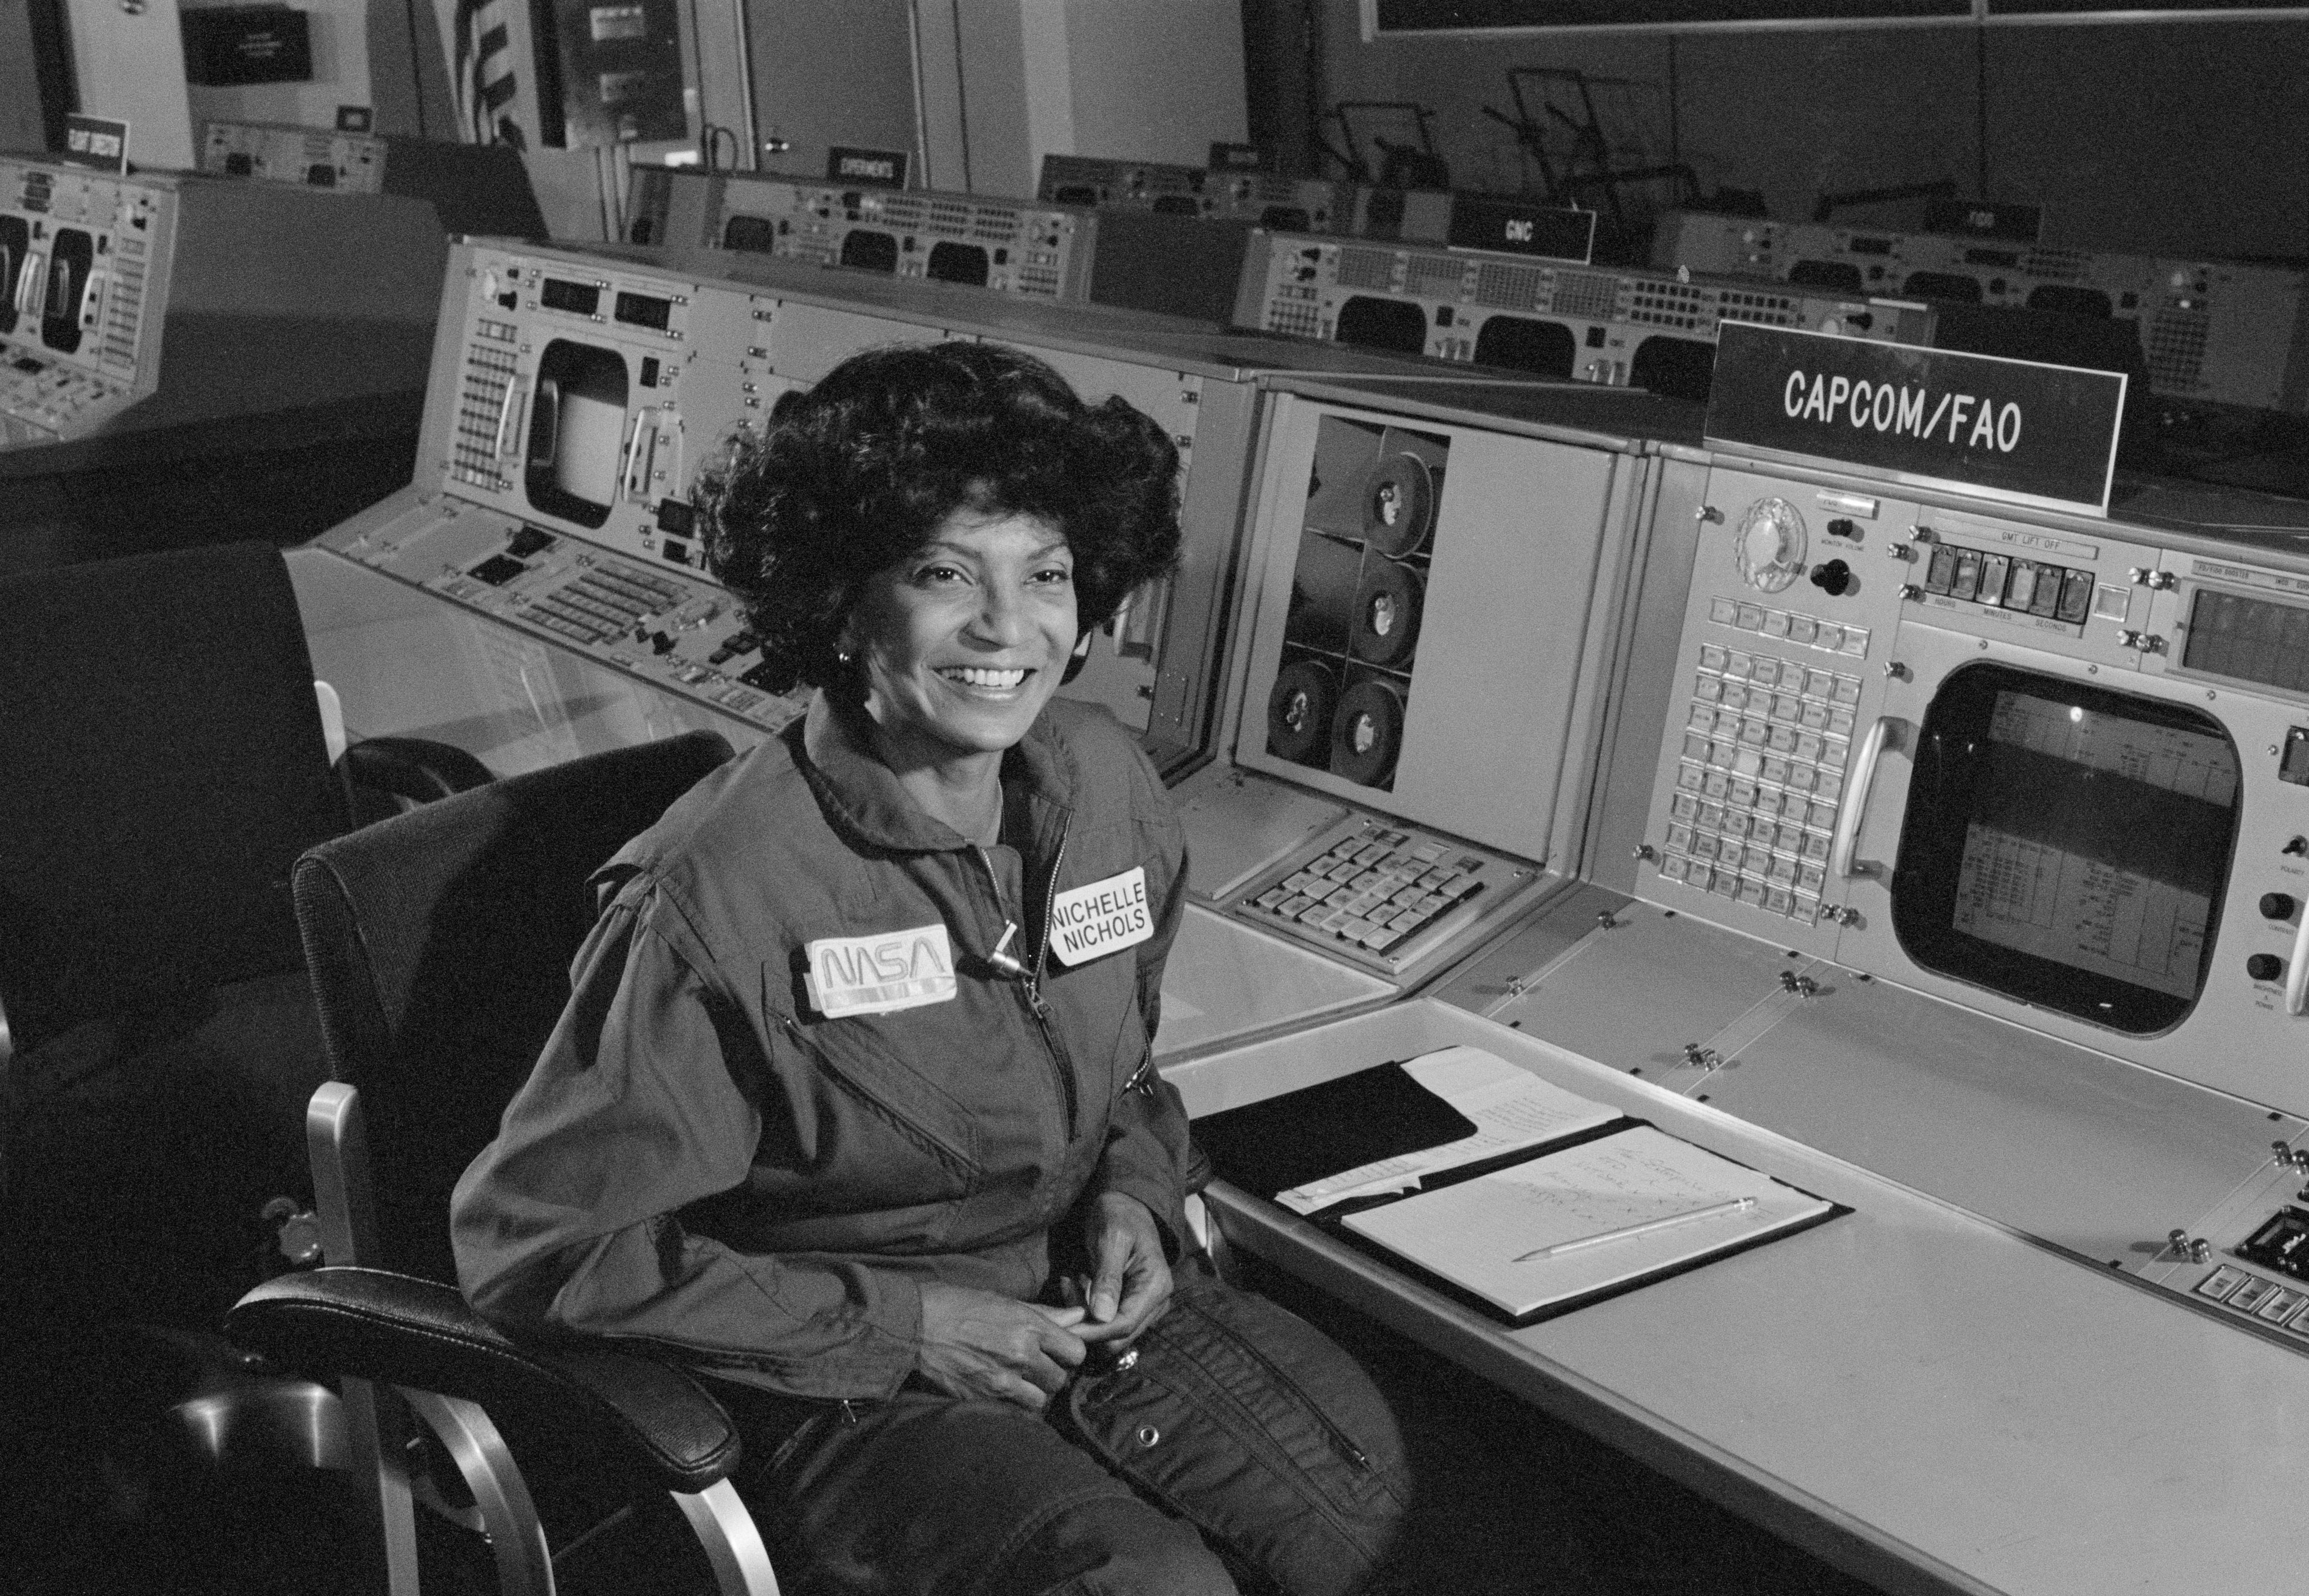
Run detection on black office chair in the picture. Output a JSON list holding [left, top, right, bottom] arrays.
[[225, 730, 781, 1596], [0, 540, 490, 1327], [0, 541, 493, 1582]]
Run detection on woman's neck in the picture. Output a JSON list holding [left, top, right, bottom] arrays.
[[864, 723, 1006, 847]]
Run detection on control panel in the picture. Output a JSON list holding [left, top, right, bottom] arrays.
[[202, 120, 395, 191], [1200, 381, 1651, 981], [198, 120, 545, 238], [1232, 230, 1936, 399], [1, 160, 162, 445], [319, 240, 1422, 768], [1653, 210, 2309, 414], [1630, 461, 2309, 1116], [1038, 154, 1350, 234], [1, 156, 444, 453], [626, 169, 1091, 301]]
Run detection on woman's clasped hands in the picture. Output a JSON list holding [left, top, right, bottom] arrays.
[[913, 1191, 1174, 1411]]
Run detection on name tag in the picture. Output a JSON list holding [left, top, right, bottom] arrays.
[[1048, 866, 1153, 968], [803, 923, 957, 1018]]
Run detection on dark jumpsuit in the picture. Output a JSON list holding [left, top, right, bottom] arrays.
[[449, 691, 1238, 1593]]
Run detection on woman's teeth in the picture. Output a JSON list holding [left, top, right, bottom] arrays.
[[943, 667, 1028, 688]]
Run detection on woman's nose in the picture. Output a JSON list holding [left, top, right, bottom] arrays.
[[970, 585, 1033, 646]]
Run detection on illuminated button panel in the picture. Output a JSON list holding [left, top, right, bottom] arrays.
[[2194, 1262, 2309, 1341], [1917, 541, 2096, 629], [1236, 820, 1522, 972], [1654, 602, 1870, 923]]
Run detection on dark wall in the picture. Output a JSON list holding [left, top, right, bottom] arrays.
[[1284, 2, 2309, 262]]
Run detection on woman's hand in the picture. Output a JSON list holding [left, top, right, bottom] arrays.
[[914, 1283, 1087, 1411], [1073, 1192, 1174, 1348]]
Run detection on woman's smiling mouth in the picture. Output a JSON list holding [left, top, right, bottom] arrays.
[[940, 666, 1032, 690]]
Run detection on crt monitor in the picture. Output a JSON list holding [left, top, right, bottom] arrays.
[[1888, 661, 2240, 1034]]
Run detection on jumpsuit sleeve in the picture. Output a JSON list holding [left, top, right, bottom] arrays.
[[1083, 812, 1195, 1251], [449, 887, 925, 1400]]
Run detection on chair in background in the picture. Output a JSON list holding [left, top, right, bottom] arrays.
[[226, 730, 778, 1596], [0, 540, 489, 1328], [0, 540, 493, 1580]]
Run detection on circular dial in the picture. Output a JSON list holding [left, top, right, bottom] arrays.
[[1735, 497, 1808, 594]]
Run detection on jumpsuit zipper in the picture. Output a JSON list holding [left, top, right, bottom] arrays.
[[975, 831, 1077, 1138]]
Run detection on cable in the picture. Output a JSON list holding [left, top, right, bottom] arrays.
[[1975, 20, 1989, 198]]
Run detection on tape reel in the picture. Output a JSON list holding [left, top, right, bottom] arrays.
[[1329, 677, 1405, 789], [1359, 451, 1435, 559], [1267, 660, 1337, 766], [1350, 559, 1423, 669]]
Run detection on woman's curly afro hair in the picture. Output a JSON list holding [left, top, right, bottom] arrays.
[[697, 341, 1181, 693]]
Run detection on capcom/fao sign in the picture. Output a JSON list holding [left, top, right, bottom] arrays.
[[1705, 322, 2127, 515]]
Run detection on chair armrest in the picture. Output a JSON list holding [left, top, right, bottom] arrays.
[[227, 1267, 741, 1493], [337, 736, 496, 821]]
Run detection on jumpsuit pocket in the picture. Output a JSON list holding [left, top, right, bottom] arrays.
[[1058, 1275, 1410, 1596], [767, 1013, 985, 1248]]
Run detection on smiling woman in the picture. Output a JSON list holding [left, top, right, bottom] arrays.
[[448, 342, 1413, 1596]]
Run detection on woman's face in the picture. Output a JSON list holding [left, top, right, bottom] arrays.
[[850, 507, 1078, 768]]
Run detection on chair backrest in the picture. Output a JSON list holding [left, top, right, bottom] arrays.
[[291, 730, 736, 1281], [0, 541, 346, 1055]]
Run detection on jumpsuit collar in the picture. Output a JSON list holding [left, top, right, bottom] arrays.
[[798, 689, 1078, 855]]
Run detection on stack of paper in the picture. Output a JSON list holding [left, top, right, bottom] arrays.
[[1342, 1124, 1836, 1321]]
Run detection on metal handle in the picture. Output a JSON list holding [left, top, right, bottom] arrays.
[[621, 410, 652, 498], [1829, 716, 1901, 881], [2287, 911, 2309, 1018], [14, 253, 44, 317], [493, 376, 524, 459]]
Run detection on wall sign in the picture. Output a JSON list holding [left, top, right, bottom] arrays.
[[61, 114, 131, 175], [1920, 198, 2043, 244], [1445, 195, 1595, 263], [826, 145, 908, 189], [1705, 322, 2127, 515]]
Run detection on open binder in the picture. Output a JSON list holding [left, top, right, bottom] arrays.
[[1196, 1047, 1843, 1325]]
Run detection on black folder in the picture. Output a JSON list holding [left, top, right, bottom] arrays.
[[1191, 1061, 1481, 1200]]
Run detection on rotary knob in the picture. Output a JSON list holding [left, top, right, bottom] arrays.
[[2248, 953, 2285, 983], [2261, 893, 2298, 921], [1735, 498, 1808, 594]]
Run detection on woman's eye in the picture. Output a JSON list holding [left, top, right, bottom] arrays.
[[914, 564, 967, 585], [1031, 565, 1074, 585]]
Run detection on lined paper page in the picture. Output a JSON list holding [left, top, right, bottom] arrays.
[[1342, 1125, 1833, 1318], [1276, 1046, 1620, 1215]]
